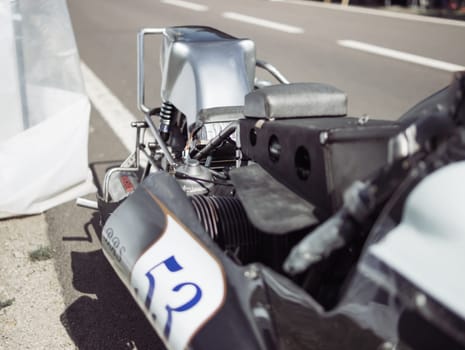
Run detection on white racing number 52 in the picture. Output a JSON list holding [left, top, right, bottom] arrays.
[[131, 215, 226, 350]]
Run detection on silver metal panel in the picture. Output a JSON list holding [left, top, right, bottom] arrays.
[[160, 27, 256, 127]]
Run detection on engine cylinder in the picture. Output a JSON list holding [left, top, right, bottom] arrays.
[[191, 195, 262, 262], [191, 195, 301, 269], [176, 159, 214, 195]]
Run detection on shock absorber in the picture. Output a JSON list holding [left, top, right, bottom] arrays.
[[159, 101, 174, 141]]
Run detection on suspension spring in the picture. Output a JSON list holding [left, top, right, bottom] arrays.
[[159, 101, 174, 141]]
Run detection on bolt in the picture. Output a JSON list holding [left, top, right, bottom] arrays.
[[244, 266, 259, 280], [358, 115, 370, 125], [320, 132, 328, 144], [378, 341, 395, 350]]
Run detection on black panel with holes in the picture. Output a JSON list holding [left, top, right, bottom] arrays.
[[240, 116, 400, 215]]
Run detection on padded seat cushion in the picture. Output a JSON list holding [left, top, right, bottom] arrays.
[[244, 82, 347, 119]]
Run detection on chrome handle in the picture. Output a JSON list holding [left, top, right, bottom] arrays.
[[137, 28, 165, 114], [256, 59, 290, 84]]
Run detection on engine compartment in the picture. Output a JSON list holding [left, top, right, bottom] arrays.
[[102, 79, 401, 309], [165, 82, 399, 309]]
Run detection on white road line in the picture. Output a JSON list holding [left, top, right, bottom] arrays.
[[160, 0, 208, 11], [80, 62, 137, 152], [222, 12, 304, 34], [273, 0, 465, 27], [338, 40, 465, 72]]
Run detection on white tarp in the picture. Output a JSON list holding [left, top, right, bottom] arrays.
[[0, 0, 95, 218]]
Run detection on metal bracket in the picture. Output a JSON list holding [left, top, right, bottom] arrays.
[[102, 122, 147, 202]]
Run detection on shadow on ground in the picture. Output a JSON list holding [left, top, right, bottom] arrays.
[[46, 166, 165, 349], [44, 106, 166, 349], [61, 240, 163, 349]]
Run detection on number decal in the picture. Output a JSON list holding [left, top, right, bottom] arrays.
[[143, 255, 203, 339], [164, 282, 202, 338], [144, 256, 183, 309], [103, 227, 126, 262], [131, 215, 225, 350]]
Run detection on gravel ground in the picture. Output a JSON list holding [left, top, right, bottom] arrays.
[[0, 214, 75, 350]]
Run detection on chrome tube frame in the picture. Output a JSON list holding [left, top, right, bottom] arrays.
[[102, 125, 143, 202], [144, 113, 176, 166], [137, 28, 165, 114], [256, 59, 290, 84], [137, 28, 176, 167]]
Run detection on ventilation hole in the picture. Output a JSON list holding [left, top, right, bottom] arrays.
[[295, 146, 311, 180], [249, 128, 257, 146], [268, 135, 281, 163]]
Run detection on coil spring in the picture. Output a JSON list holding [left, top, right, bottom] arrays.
[[159, 101, 174, 140]]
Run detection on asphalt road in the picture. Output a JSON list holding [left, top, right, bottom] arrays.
[[68, 0, 465, 120], [44, 0, 465, 349]]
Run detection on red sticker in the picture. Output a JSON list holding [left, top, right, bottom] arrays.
[[120, 175, 135, 193]]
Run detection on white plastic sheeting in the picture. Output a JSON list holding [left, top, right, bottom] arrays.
[[0, 0, 95, 218]]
